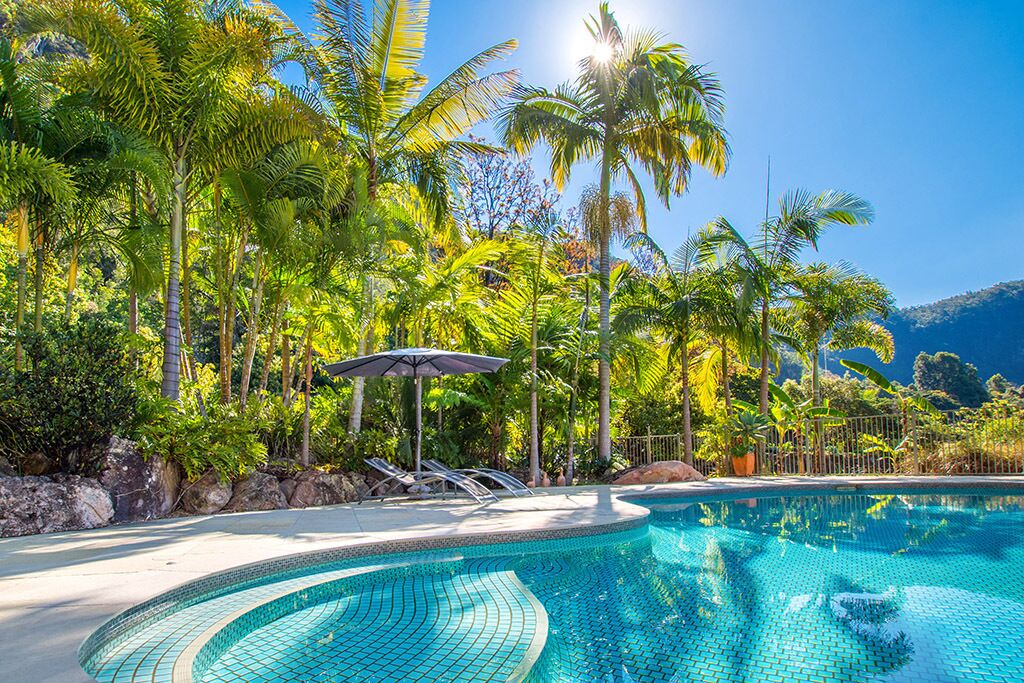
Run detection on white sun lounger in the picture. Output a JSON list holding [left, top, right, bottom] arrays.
[[423, 459, 534, 497], [362, 457, 497, 504]]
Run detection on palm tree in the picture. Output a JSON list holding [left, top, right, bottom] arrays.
[[615, 232, 710, 463], [223, 141, 336, 412], [499, 2, 728, 462], [787, 261, 895, 408], [303, 0, 518, 430], [26, 0, 312, 399], [709, 189, 874, 468], [0, 36, 75, 369], [520, 208, 561, 486]]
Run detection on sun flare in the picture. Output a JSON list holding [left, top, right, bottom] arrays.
[[591, 40, 614, 63]]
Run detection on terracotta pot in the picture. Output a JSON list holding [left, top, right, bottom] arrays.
[[731, 452, 755, 477]]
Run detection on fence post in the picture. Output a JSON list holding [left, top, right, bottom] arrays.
[[645, 426, 653, 465], [910, 412, 920, 475]]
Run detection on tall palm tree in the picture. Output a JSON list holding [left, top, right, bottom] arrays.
[[499, 2, 728, 462], [615, 232, 709, 463], [303, 0, 518, 429], [690, 242, 759, 417], [26, 0, 312, 399], [709, 189, 874, 468], [0, 36, 75, 369], [520, 209, 561, 485]]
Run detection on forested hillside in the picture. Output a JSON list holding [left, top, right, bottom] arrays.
[[841, 281, 1024, 384]]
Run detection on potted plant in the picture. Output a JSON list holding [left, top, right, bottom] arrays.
[[729, 410, 769, 476]]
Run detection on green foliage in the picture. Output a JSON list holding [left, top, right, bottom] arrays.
[[913, 351, 990, 409], [986, 374, 1014, 396], [137, 401, 267, 482], [0, 315, 140, 467], [842, 280, 1024, 385], [729, 409, 769, 457]]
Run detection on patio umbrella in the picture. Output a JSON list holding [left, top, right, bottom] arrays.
[[325, 348, 509, 472]]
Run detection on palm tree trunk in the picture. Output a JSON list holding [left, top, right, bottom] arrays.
[[33, 227, 45, 332], [129, 291, 138, 336], [681, 340, 694, 465], [181, 214, 192, 350], [214, 179, 229, 405], [161, 152, 186, 400], [14, 203, 28, 370], [812, 344, 823, 473], [300, 332, 313, 468], [721, 337, 733, 415], [349, 277, 373, 434], [64, 240, 80, 322], [597, 150, 613, 464], [281, 332, 291, 406], [566, 280, 589, 485], [238, 252, 265, 413], [349, 336, 367, 433], [757, 299, 770, 471], [529, 239, 545, 485], [220, 229, 248, 405], [258, 295, 284, 399]]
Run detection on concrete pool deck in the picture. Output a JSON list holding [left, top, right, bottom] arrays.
[[3, 475, 1023, 683]]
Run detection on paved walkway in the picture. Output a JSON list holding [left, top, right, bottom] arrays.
[[2, 476, 1021, 682]]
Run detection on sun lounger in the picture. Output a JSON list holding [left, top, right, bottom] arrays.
[[423, 459, 534, 497], [362, 457, 497, 504]]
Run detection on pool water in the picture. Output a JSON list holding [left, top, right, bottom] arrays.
[[527, 491, 1024, 682], [84, 490, 1024, 683]]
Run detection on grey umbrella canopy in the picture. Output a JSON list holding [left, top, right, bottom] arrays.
[[325, 348, 509, 472]]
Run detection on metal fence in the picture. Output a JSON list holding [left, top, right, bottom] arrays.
[[610, 430, 717, 476], [613, 409, 1024, 478]]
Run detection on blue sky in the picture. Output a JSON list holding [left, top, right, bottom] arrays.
[[277, 0, 1024, 307]]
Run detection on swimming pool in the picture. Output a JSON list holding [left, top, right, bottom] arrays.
[[82, 487, 1024, 682]]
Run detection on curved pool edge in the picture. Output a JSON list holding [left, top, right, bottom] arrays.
[[77, 475, 1024, 682], [77, 512, 648, 678]]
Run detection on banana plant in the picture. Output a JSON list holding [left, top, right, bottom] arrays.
[[768, 383, 844, 474], [841, 359, 939, 472]]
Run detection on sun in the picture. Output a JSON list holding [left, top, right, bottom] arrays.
[[591, 40, 614, 63]]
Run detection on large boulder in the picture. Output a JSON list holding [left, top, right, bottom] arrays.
[[612, 460, 707, 485], [180, 470, 232, 515], [98, 437, 180, 523], [287, 471, 358, 508], [224, 472, 288, 512], [0, 475, 114, 537]]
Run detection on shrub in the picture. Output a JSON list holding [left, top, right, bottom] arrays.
[[0, 315, 141, 469], [137, 400, 267, 481]]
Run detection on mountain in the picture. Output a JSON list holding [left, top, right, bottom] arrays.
[[839, 280, 1024, 385]]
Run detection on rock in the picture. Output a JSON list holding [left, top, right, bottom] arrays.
[[364, 470, 405, 497], [287, 471, 358, 508], [180, 471, 233, 515], [279, 478, 297, 503], [20, 452, 58, 476], [224, 472, 288, 512], [0, 456, 15, 477], [0, 475, 114, 537], [612, 460, 707, 485], [98, 437, 180, 523], [347, 472, 370, 500]]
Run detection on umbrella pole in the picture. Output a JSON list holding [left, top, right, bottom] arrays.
[[414, 374, 422, 474]]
